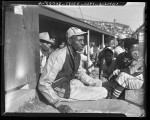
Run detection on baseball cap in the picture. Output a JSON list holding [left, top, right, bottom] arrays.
[[105, 47, 114, 54], [39, 32, 55, 43], [117, 33, 127, 44], [66, 27, 87, 39]]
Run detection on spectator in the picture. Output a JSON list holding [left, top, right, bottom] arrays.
[[78, 52, 95, 74], [83, 42, 95, 60], [99, 47, 116, 82], [59, 41, 66, 49], [97, 36, 115, 72], [39, 32, 56, 73]]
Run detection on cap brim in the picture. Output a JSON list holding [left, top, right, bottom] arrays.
[[76, 32, 88, 36], [40, 39, 54, 43]]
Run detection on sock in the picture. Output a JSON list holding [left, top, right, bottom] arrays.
[[111, 85, 124, 99]]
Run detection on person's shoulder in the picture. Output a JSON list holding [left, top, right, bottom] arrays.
[[50, 46, 67, 57], [117, 51, 125, 57], [114, 46, 122, 51], [116, 52, 126, 61], [114, 46, 120, 49]]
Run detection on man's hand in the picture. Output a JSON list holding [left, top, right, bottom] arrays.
[[91, 79, 102, 87], [100, 77, 108, 82], [113, 69, 120, 76], [57, 104, 74, 113]]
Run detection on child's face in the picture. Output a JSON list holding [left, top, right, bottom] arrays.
[[129, 44, 139, 60], [105, 52, 113, 63], [60, 42, 65, 48], [108, 40, 115, 48]]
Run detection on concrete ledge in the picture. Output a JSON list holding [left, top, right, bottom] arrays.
[[61, 99, 144, 116], [125, 89, 144, 106], [5, 89, 36, 112]]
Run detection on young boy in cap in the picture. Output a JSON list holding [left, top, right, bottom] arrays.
[[97, 36, 115, 78], [99, 47, 116, 82], [38, 27, 108, 113], [110, 38, 144, 99]]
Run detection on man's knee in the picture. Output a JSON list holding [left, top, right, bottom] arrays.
[[115, 72, 133, 84], [100, 87, 108, 98], [129, 80, 143, 89], [70, 79, 83, 87], [118, 72, 132, 78]]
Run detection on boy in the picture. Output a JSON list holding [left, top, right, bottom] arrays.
[[99, 47, 116, 82]]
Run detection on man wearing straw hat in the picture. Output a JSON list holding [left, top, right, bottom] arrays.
[[39, 32, 56, 73], [38, 27, 108, 113]]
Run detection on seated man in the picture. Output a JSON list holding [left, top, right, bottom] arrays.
[[110, 38, 144, 99], [38, 27, 108, 113]]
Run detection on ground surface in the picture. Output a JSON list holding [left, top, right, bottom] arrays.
[[17, 96, 145, 117], [16, 67, 145, 117]]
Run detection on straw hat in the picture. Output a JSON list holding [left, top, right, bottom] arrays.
[[39, 32, 55, 43]]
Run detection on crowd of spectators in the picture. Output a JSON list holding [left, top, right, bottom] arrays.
[[79, 18, 133, 38]]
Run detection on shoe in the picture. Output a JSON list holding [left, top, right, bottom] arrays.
[[106, 91, 112, 99]]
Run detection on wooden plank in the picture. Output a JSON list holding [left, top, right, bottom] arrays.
[[4, 12, 28, 91], [23, 6, 40, 89]]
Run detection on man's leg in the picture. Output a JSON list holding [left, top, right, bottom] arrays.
[[111, 72, 131, 99], [125, 75, 143, 89], [111, 72, 143, 99], [69, 79, 108, 100]]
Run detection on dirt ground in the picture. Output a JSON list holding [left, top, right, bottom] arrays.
[[16, 68, 100, 113], [16, 67, 145, 117]]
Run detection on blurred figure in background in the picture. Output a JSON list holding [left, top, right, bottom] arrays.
[[99, 47, 116, 82], [78, 51, 95, 74], [39, 32, 56, 73], [59, 41, 66, 49], [80, 42, 95, 74], [114, 34, 126, 58], [83, 42, 95, 60], [96, 37, 115, 73]]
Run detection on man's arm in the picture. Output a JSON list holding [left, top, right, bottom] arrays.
[[116, 54, 143, 75], [76, 62, 101, 87], [38, 50, 74, 113], [38, 53, 64, 108], [128, 59, 143, 75]]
